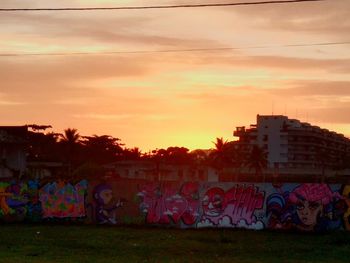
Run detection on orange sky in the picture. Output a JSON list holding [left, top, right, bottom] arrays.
[[1, 0, 350, 151]]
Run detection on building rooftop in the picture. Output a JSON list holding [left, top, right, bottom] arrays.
[[0, 126, 28, 144]]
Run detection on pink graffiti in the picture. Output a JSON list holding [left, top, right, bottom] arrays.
[[138, 182, 200, 225], [180, 182, 200, 225], [138, 182, 169, 224], [201, 185, 265, 226], [289, 184, 341, 205]]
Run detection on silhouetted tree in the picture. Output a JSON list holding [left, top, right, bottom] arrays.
[[59, 128, 81, 177], [81, 135, 124, 164], [165, 147, 191, 165], [150, 148, 167, 181], [190, 149, 208, 166], [188, 149, 209, 181], [60, 128, 80, 145], [27, 131, 61, 162], [123, 147, 142, 160], [209, 137, 234, 177], [231, 145, 245, 181], [245, 145, 268, 182]]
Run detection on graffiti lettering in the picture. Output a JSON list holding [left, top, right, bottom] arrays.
[[138, 182, 200, 226], [198, 185, 265, 229]]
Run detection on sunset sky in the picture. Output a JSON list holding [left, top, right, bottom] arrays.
[[1, 0, 350, 151]]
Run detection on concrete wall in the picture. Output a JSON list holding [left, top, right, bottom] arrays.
[[1, 179, 349, 232]]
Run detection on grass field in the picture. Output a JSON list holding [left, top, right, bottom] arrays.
[[0, 225, 350, 263]]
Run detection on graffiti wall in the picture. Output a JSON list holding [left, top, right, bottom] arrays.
[[92, 183, 125, 224], [137, 182, 200, 226], [137, 182, 350, 232], [0, 178, 350, 232], [40, 180, 88, 218], [0, 180, 41, 222], [0, 180, 88, 222], [265, 183, 347, 231]]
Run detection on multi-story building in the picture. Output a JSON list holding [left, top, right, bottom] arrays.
[[234, 115, 350, 170]]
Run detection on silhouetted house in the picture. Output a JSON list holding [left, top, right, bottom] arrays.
[[0, 126, 28, 178], [26, 161, 67, 180], [104, 160, 218, 182]]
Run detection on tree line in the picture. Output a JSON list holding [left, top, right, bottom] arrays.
[[26, 127, 269, 181]]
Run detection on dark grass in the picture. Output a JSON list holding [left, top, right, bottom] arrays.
[[0, 225, 350, 262]]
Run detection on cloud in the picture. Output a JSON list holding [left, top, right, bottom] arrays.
[[226, 0, 350, 37], [1, 0, 349, 150], [0, 6, 223, 51], [0, 100, 25, 106], [0, 55, 151, 85], [197, 218, 215, 228], [72, 113, 134, 121], [218, 216, 233, 228], [172, 53, 350, 74], [268, 81, 350, 97], [236, 219, 264, 230]]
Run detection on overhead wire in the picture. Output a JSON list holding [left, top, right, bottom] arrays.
[[0, 0, 326, 12], [0, 0, 339, 58], [0, 41, 349, 57]]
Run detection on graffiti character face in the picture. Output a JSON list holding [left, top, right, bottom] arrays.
[[100, 189, 113, 205], [296, 200, 322, 226], [94, 184, 115, 207], [288, 184, 341, 230], [202, 188, 225, 217]]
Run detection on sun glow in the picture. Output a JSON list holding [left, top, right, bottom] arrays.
[[1, 0, 349, 151]]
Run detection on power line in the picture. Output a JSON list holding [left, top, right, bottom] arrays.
[[1, 41, 349, 57], [0, 0, 326, 12]]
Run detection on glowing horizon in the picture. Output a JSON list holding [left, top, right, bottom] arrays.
[[1, 0, 350, 152]]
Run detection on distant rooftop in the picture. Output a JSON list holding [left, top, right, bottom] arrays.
[[0, 126, 28, 143]]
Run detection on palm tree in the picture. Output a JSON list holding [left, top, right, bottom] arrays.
[[209, 137, 233, 179], [232, 147, 245, 182], [245, 145, 268, 182], [60, 128, 80, 145], [60, 128, 81, 178]]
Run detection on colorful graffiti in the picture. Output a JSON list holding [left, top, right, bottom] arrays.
[[137, 182, 350, 231], [342, 185, 350, 230], [39, 180, 88, 218], [93, 183, 124, 224], [0, 179, 350, 232], [137, 182, 200, 226], [266, 184, 346, 231], [197, 185, 265, 229], [0, 181, 41, 222]]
